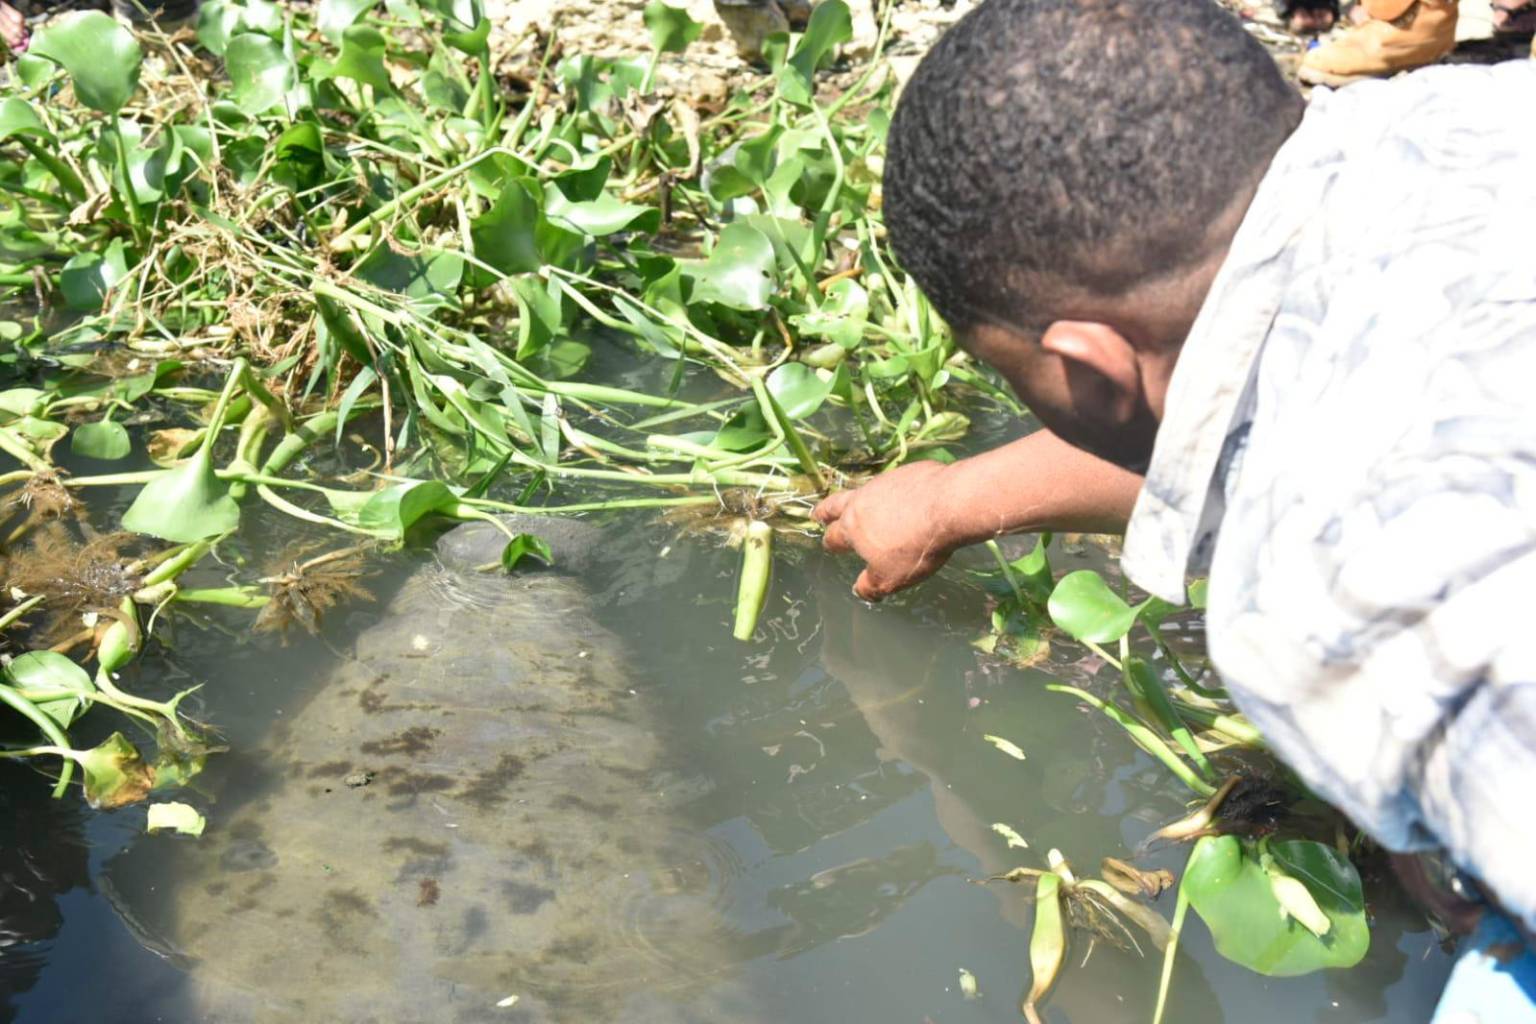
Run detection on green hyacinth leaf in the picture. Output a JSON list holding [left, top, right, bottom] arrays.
[[121, 452, 241, 542], [30, 12, 143, 114], [1182, 836, 1369, 977], [71, 418, 132, 460], [643, 0, 701, 54], [225, 33, 299, 114], [500, 533, 553, 572], [1048, 569, 1147, 644], [683, 223, 777, 311], [0, 98, 50, 141], [4, 651, 95, 730]]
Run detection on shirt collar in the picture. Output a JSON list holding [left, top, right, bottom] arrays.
[[1120, 89, 1350, 603]]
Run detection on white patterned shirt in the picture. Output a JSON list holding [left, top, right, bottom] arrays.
[[1122, 61, 1536, 931]]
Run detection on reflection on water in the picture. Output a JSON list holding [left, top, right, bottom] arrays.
[[2, 513, 1451, 1023], [0, 764, 89, 1019]]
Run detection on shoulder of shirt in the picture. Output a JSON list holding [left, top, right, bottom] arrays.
[[1306, 62, 1536, 136]]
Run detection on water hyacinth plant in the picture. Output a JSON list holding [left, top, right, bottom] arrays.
[[0, 0, 977, 818], [0, 1, 1393, 1019]]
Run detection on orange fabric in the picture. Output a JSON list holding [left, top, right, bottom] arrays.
[[1300, 0, 1458, 83], [1364, 0, 1419, 21]]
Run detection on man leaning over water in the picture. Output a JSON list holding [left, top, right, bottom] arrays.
[[813, 0, 1536, 1017]]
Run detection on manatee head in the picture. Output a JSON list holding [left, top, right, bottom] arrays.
[[433, 514, 606, 576]]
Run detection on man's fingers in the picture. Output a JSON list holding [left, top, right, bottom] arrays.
[[822, 517, 853, 554], [853, 569, 889, 602], [812, 490, 851, 524], [0, 6, 22, 50]]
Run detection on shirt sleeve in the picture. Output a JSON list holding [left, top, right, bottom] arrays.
[[1209, 485, 1536, 935], [1177, 62, 1536, 932], [1202, 117, 1536, 930]]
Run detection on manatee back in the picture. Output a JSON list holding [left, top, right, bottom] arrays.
[[106, 521, 745, 1023]]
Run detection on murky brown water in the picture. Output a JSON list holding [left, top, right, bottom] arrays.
[[1, 428, 1452, 1024]]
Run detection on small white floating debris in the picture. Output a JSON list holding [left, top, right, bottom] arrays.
[[495, 995, 520, 1009], [411, 634, 431, 652], [991, 823, 1029, 850], [958, 967, 980, 1000], [147, 802, 206, 837], [983, 734, 1027, 761]]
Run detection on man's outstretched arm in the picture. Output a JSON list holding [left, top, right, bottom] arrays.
[[813, 428, 1144, 600]]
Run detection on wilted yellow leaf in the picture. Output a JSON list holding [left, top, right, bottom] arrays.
[[983, 734, 1026, 761], [991, 822, 1030, 850]]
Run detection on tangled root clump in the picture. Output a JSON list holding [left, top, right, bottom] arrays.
[[4, 524, 149, 645], [11, 471, 79, 524], [254, 545, 376, 638]]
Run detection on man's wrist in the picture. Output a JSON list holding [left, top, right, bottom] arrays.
[[929, 457, 1008, 551]]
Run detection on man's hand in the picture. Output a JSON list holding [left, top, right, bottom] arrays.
[[814, 430, 1146, 602], [814, 461, 959, 601]]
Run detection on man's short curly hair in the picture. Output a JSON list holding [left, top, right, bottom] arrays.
[[883, 0, 1302, 332]]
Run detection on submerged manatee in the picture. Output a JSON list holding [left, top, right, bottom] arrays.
[[108, 517, 750, 1023]]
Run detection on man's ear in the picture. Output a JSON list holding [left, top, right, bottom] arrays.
[[1039, 321, 1142, 423]]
